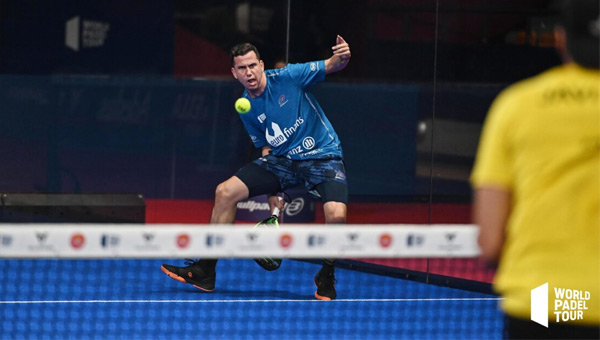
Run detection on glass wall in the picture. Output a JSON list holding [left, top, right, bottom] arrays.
[[172, 0, 561, 222], [0, 0, 561, 224]]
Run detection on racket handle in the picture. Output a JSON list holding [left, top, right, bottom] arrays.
[[272, 207, 280, 219], [271, 196, 284, 219]]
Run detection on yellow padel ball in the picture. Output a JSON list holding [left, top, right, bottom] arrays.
[[235, 97, 251, 114]]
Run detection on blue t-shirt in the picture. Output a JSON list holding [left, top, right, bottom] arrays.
[[238, 61, 343, 160]]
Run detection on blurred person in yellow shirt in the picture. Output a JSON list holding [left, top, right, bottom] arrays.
[[471, 1, 599, 338]]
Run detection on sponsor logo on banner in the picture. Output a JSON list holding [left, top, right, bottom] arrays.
[[379, 233, 392, 248], [101, 234, 120, 248], [70, 233, 85, 249], [135, 232, 159, 251], [407, 234, 425, 247], [0, 234, 13, 247], [341, 233, 363, 251], [36, 232, 48, 243], [240, 232, 264, 251], [531, 283, 592, 327], [28, 232, 55, 252], [206, 234, 224, 247], [247, 233, 258, 242], [285, 198, 304, 216], [280, 234, 293, 248], [307, 234, 326, 247], [237, 200, 269, 212], [176, 233, 190, 249], [438, 232, 463, 252]]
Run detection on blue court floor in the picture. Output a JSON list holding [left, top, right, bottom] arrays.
[[0, 259, 503, 339]]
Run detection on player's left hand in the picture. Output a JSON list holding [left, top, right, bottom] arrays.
[[332, 35, 351, 61]]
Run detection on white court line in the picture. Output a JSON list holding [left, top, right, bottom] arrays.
[[0, 298, 502, 304]]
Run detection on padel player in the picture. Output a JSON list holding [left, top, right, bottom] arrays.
[[162, 35, 352, 301]]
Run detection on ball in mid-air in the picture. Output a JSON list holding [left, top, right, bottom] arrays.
[[235, 97, 251, 114]]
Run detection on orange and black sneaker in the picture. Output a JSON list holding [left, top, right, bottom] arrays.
[[161, 259, 216, 292], [314, 265, 336, 301]]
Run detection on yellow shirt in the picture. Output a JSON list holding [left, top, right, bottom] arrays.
[[471, 64, 600, 325]]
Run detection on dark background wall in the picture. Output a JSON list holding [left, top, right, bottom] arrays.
[[0, 0, 561, 205]]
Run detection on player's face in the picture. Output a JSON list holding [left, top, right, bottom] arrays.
[[231, 51, 265, 94]]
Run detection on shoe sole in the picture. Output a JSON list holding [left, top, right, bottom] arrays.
[[314, 292, 333, 301], [160, 265, 214, 292], [314, 280, 334, 301]]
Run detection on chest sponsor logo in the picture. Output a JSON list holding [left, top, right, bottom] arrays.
[[266, 117, 305, 148], [302, 137, 315, 150], [266, 122, 287, 147]]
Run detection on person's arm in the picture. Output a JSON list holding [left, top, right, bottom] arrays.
[[473, 186, 511, 263], [325, 35, 351, 75]]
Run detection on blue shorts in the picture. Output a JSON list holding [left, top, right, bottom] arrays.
[[235, 154, 348, 204]]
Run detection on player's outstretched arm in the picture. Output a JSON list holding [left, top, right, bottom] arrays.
[[325, 35, 351, 75]]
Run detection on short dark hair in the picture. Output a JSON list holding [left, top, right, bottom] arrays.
[[230, 43, 261, 66], [557, 0, 599, 69]]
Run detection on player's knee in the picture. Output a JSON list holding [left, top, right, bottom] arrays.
[[327, 213, 346, 224], [214, 182, 237, 204], [324, 204, 347, 224]]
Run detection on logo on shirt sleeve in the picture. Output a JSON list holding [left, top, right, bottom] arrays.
[[258, 113, 266, 123]]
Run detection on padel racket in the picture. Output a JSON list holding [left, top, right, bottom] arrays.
[[253, 196, 283, 271]]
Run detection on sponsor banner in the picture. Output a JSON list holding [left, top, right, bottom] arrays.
[[0, 224, 480, 258], [396, 225, 480, 258]]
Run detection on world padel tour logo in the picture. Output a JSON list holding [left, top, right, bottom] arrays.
[[65, 16, 110, 51], [531, 283, 591, 327]]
